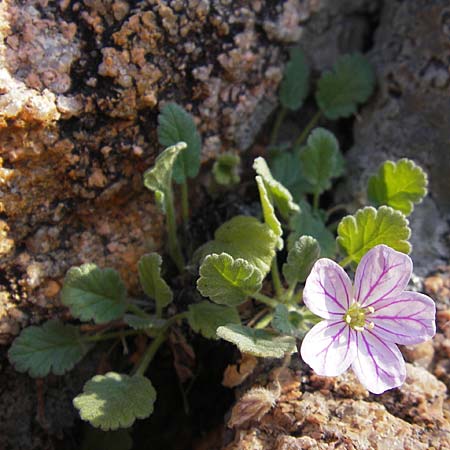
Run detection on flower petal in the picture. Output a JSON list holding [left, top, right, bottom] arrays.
[[303, 258, 353, 319], [354, 245, 412, 308], [301, 320, 356, 377], [352, 330, 406, 394], [369, 292, 436, 345]]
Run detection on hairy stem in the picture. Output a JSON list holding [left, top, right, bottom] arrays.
[[270, 107, 287, 146], [254, 312, 274, 329], [338, 256, 353, 268], [181, 182, 189, 224], [83, 329, 141, 342], [293, 110, 322, 148], [313, 191, 320, 212], [127, 303, 152, 319], [251, 292, 279, 309], [134, 330, 167, 376], [165, 185, 184, 272]]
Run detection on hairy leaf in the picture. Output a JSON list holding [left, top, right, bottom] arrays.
[[124, 314, 165, 331], [217, 324, 296, 358], [74, 372, 156, 431], [61, 264, 127, 324], [8, 320, 89, 377], [187, 301, 240, 339], [143, 142, 186, 213], [197, 253, 262, 306], [282, 235, 320, 285], [316, 53, 375, 119], [367, 158, 428, 216], [272, 304, 307, 338], [337, 206, 411, 264], [213, 153, 241, 185], [279, 47, 310, 111]]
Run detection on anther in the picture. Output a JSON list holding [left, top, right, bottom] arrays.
[[367, 306, 375, 314], [367, 321, 375, 330]]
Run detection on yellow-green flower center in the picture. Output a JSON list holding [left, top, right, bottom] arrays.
[[343, 302, 374, 331]]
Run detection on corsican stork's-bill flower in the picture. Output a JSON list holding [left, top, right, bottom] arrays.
[[300, 244, 436, 394]]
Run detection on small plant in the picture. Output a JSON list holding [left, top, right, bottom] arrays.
[[8, 52, 436, 444]]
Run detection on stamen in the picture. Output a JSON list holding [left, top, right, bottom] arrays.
[[345, 315, 352, 324], [367, 321, 375, 330], [353, 325, 365, 332], [367, 306, 375, 314]]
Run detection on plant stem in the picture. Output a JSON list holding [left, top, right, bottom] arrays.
[[134, 330, 168, 376], [181, 182, 189, 224], [165, 184, 184, 272], [83, 329, 141, 342], [313, 191, 320, 212], [284, 283, 297, 303], [251, 292, 279, 309], [271, 258, 283, 299], [339, 256, 353, 268], [270, 107, 287, 146], [127, 303, 152, 319], [293, 110, 322, 148], [254, 312, 274, 329], [292, 288, 303, 304]]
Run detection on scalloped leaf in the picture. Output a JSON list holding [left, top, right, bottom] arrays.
[[197, 253, 262, 306], [256, 176, 283, 250], [8, 320, 89, 378], [187, 301, 240, 339], [124, 314, 166, 331], [157, 103, 201, 184], [288, 201, 336, 258], [279, 47, 310, 111], [272, 304, 307, 338], [316, 53, 375, 119], [143, 142, 186, 213], [74, 372, 156, 431], [197, 215, 278, 276], [216, 324, 296, 358], [81, 428, 133, 450], [213, 153, 241, 186], [282, 235, 320, 286], [299, 128, 343, 194], [367, 158, 428, 216], [138, 253, 173, 313], [61, 264, 127, 324], [337, 206, 411, 264], [253, 157, 299, 220]]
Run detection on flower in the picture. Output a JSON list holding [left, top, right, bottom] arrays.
[[300, 244, 436, 394]]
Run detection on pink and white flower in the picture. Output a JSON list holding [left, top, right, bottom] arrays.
[[300, 244, 436, 394]]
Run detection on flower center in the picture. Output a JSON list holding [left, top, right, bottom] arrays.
[[343, 302, 375, 331]]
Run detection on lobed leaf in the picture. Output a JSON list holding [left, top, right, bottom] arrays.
[[316, 53, 375, 119], [337, 206, 411, 264], [216, 324, 296, 358], [8, 320, 89, 378], [212, 153, 241, 186], [197, 253, 262, 306], [61, 264, 127, 324], [279, 47, 310, 111], [187, 301, 240, 339], [143, 142, 187, 213], [367, 158, 428, 216], [272, 304, 307, 339], [157, 103, 201, 184], [124, 314, 166, 331], [74, 372, 156, 431]]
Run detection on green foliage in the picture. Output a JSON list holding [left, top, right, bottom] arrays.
[[187, 301, 240, 339], [299, 128, 343, 194], [138, 253, 173, 314], [288, 201, 336, 258], [8, 320, 89, 378], [279, 47, 310, 111], [216, 324, 296, 358], [157, 103, 201, 184], [197, 253, 262, 306], [272, 305, 307, 338], [143, 142, 186, 213], [81, 428, 133, 450], [337, 206, 411, 264], [282, 235, 320, 286], [253, 157, 299, 220], [212, 153, 241, 185], [61, 264, 127, 324], [74, 372, 156, 431], [124, 315, 165, 331], [316, 53, 375, 119], [367, 158, 428, 216], [197, 215, 278, 276]]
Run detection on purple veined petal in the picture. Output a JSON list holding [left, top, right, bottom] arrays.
[[301, 320, 356, 377], [369, 291, 436, 345], [351, 330, 406, 394], [303, 258, 353, 319], [354, 245, 412, 308]]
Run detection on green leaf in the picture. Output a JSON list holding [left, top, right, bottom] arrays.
[[197, 253, 262, 306], [124, 314, 166, 331], [61, 264, 127, 324], [8, 320, 89, 378], [143, 142, 186, 213], [288, 201, 336, 258], [81, 428, 133, 450], [279, 47, 310, 111], [187, 301, 240, 339], [282, 235, 320, 286], [138, 253, 173, 313], [337, 206, 411, 264], [256, 176, 283, 250], [197, 215, 278, 276], [299, 128, 342, 194], [212, 153, 241, 186], [157, 103, 201, 184], [272, 304, 307, 338], [74, 372, 156, 431], [253, 157, 299, 220], [367, 158, 428, 216], [316, 53, 375, 120], [216, 324, 296, 358]]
